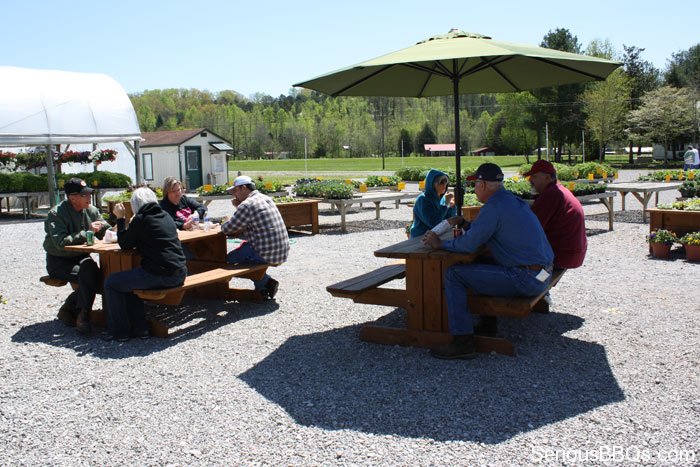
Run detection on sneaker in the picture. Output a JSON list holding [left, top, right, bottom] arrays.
[[263, 278, 279, 300], [76, 309, 91, 335], [473, 316, 499, 337], [56, 303, 78, 327], [430, 335, 478, 360]]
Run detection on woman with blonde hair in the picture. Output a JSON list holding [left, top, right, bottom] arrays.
[[159, 177, 207, 230]]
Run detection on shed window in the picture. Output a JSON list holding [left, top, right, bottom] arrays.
[[142, 153, 153, 181]]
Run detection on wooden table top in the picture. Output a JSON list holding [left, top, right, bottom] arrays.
[[606, 182, 682, 192], [64, 225, 224, 253], [374, 233, 478, 261]]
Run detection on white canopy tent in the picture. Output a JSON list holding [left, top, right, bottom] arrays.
[[0, 66, 143, 206]]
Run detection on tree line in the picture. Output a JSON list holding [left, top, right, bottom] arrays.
[[129, 28, 700, 163]]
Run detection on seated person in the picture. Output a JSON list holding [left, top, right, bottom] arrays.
[[525, 160, 587, 269], [43, 178, 110, 334], [159, 177, 207, 230], [221, 175, 290, 300], [409, 169, 456, 238], [423, 163, 554, 360], [104, 188, 187, 341]]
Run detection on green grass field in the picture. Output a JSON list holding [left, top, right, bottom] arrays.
[[229, 155, 530, 173]]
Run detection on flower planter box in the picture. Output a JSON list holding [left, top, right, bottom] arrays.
[[647, 208, 700, 253], [275, 199, 320, 235], [461, 205, 482, 222]]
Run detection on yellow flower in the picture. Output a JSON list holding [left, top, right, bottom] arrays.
[[202, 184, 213, 193], [264, 182, 273, 189]]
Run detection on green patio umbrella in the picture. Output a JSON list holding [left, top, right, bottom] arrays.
[[294, 29, 621, 206]]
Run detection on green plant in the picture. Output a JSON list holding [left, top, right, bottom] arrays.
[[272, 196, 302, 204], [680, 231, 700, 246], [294, 179, 354, 199], [679, 181, 700, 198], [365, 175, 401, 187], [657, 198, 700, 211], [647, 229, 677, 245], [196, 184, 230, 196], [462, 193, 481, 206], [254, 176, 285, 194]]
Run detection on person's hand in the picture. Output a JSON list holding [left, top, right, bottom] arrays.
[[444, 192, 454, 207], [90, 221, 104, 233], [182, 217, 194, 231], [113, 203, 125, 219], [422, 231, 442, 249]]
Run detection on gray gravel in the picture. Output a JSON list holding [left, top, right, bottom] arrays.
[[0, 170, 698, 466]]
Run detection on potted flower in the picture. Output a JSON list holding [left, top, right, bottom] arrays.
[[679, 231, 700, 262], [647, 229, 677, 259]]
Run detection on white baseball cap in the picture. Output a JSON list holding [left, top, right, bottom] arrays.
[[226, 175, 254, 192]]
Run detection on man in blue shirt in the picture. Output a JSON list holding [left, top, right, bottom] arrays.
[[423, 163, 554, 359]]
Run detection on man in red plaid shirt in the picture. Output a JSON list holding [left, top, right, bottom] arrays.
[[222, 175, 290, 299]]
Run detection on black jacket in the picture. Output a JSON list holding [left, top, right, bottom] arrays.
[[117, 202, 187, 276], [159, 196, 207, 230]]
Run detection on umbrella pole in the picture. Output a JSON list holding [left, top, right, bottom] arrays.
[[452, 73, 463, 209]]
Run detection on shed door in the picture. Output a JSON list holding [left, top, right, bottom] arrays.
[[184, 146, 202, 189]]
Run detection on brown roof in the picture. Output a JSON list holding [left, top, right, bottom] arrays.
[[141, 128, 206, 147]]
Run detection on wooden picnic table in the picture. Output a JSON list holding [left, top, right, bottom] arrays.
[[328, 233, 565, 355], [320, 191, 419, 233], [0, 191, 47, 218], [63, 226, 268, 336], [606, 182, 682, 222]]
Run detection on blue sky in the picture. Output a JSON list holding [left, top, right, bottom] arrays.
[[3, 0, 698, 98]]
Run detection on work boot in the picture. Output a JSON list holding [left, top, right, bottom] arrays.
[[430, 334, 477, 360], [262, 278, 279, 300], [56, 303, 78, 327], [473, 316, 499, 337], [76, 309, 91, 335]]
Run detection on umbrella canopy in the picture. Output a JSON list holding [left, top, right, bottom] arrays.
[[294, 29, 621, 205]]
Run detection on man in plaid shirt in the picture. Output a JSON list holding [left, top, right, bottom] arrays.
[[221, 175, 290, 299]]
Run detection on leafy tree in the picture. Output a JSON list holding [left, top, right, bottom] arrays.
[[665, 44, 700, 90], [530, 28, 586, 162], [581, 69, 632, 160], [493, 93, 539, 155], [627, 86, 695, 164], [415, 123, 436, 154], [398, 128, 414, 155], [586, 38, 617, 60]]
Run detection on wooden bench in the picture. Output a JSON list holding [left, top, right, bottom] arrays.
[[133, 263, 271, 338], [327, 263, 407, 308], [327, 265, 566, 356], [134, 264, 270, 305]]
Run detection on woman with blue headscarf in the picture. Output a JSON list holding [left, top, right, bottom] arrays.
[[409, 169, 457, 238]]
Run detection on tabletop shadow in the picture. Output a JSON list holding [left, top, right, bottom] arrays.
[[11, 298, 278, 359], [239, 310, 624, 443]]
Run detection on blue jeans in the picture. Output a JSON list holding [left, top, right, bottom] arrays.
[[226, 241, 271, 291], [445, 263, 552, 335], [683, 164, 699, 170], [104, 267, 187, 338]]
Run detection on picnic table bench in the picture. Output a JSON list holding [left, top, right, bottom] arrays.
[[320, 191, 418, 233], [327, 234, 567, 356]]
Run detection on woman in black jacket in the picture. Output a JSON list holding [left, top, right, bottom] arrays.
[[103, 187, 187, 341], [159, 177, 207, 230]]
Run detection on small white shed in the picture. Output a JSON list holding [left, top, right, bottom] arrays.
[[140, 128, 231, 190]]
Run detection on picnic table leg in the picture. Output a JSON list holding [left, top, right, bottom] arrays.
[[339, 203, 348, 233], [600, 198, 614, 231], [374, 201, 381, 220], [620, 193, 627, 211]]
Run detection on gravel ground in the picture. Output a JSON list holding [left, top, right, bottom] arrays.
[[0, 170, 698, 466]]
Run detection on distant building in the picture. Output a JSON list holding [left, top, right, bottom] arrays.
[[424, 143, 455, 156], [140, 128, 231, 189], [472, 147, 496, 156]]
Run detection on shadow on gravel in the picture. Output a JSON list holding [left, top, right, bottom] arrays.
[[0, 215, 45, 225], [586, 210, 647, 225], [11, 298, 278, 359], [240, 311, 624, 443], [320, 219, 409, 235]]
